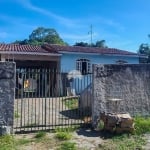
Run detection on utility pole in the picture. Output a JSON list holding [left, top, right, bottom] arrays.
[[90, 25, 93, 46]]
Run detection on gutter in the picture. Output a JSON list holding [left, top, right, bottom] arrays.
[[0, 51, 62, 56], [59, 51, 140, 57]]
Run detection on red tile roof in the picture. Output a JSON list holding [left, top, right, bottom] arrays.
[[0, 43, 140, 57], [43, 44, 138, 56], [0, 44, 58, 55]]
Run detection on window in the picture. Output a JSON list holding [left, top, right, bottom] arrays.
[[76, 59, 91, 75]]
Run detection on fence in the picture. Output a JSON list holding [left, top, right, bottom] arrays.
[[92, 64, 150, 127], [14, 68, 92, 133], [3, 63, 150, 133]]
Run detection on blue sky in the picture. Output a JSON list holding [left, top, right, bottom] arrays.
[[0, 0, 150, 52]]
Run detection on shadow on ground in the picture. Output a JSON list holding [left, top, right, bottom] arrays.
[[76, 128, 127, 139], [59, 109, 89, 119]]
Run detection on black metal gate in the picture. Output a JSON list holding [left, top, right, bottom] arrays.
[[14, 68, 92, 133]]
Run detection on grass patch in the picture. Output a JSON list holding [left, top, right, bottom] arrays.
[[100, 134, 146, 150], [58, 141, 77, 150], [35, 131, 46, 138], [0, 135, 16, 150], [55, 126, 80, 141], [134, 116, 150, 135], [64, 98, 78, 109], [16, 138, 31, 145], [55, 132, 72, 140], [99, 116, 150, 150]]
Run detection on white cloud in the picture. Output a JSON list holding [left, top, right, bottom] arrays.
[[80, 16, 125, 32], [15, 0, 79, 28]]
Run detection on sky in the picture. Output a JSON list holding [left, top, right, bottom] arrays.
[[0, 0, 150, 52]]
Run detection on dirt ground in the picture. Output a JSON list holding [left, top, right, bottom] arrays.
[[15, 128, 103, 150]]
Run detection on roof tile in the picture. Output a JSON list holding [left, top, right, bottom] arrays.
[[43, 44, 138, 56], [0, 44, 52, 54]]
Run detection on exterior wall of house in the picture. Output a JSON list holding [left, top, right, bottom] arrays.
[[60, 53, 139, 95], [60, 53, 139, 71]]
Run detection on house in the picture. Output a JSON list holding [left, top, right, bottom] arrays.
[[0, 43, 146, 97], [40, 44, 148, 112], [42, 44, 142, 70], [41, 44, 145, 94]]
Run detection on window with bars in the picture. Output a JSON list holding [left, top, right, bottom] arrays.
[[76, 59, 91, 75]]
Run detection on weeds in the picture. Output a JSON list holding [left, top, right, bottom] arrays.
[[55, 132, 72, 140], [98, 116, 150, 150], [35, 131, 46, 138], [134, 116, 150, 135], [0, 116, 149, 150], [58, 141, 76, 150], [64, 98, 78, 109], [16, 138, 31, 145], [100, 134, 146, 150], [0, 135, 15, 150]]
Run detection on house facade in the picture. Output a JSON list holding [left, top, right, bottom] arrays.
[[43, 44, 141, 72], [43, 44, 144, 95]]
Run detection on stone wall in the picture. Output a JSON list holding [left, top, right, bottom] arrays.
[[92, 64, 150, 127], [0, 62, 15, 134]]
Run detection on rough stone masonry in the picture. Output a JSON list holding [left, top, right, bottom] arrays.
[[92, 64, 150, 127], [0, 62, 15, 135]]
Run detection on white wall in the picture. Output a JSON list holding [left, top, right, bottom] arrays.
[[60, 53, 139, 71]]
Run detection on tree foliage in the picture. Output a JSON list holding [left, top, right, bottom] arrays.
[[74, 40, 107, 48], [74, 42, 89, 47], [13, 27, 67, 45], [138, 35, 150, 63]]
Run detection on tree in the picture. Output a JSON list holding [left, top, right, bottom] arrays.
[[138, 35, 150, 63], [13, 27, 67, 45], [74, 42, 89, 47], [95, 40, 107, 48], [74, 40, 107, 48]]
